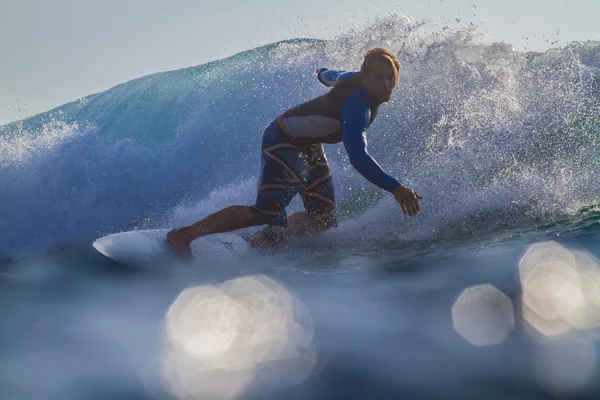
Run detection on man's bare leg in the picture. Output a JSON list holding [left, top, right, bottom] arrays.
[[167, 205, 263, 260]]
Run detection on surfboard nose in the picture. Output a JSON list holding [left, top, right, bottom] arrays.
[[92, 238, 109, 257]]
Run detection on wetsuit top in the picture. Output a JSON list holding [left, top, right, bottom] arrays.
[[276, 68, 400, 193]]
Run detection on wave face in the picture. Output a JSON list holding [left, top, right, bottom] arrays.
[[1, 15, 599, 258]]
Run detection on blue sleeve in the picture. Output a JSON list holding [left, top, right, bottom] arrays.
[[342, 93, 401, 193], [317, 69, 359, 87]]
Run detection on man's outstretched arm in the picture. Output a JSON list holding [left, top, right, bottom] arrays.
[[341, 93, 423, 215], [316, 68, 359, 87], [341, 94, 401, 193]]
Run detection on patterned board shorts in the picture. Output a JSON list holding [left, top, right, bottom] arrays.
[[250, 120, 337, 228]]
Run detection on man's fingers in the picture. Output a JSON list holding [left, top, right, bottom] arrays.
[[403, 200, 420, 216], [414, 199, 420, 212], [400, 202, 408, 215], [409, 203, 417, 216], [399, 191, 423, 216]]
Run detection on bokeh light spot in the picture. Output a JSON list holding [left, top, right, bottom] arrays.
[[519, 242, 600, 340], [519, 241, 576, 285], [452, 284, 515, 347], [161, 274, 316, 399]]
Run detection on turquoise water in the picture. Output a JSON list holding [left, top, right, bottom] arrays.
[[1, 15, 600, 400]]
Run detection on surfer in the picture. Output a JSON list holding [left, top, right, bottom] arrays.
[[167, 47, 422, 259]]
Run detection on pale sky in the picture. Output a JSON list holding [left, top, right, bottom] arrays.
[[1, 0, 598, 125]]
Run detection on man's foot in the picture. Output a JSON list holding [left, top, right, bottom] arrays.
[[166, 228, 193, 262]]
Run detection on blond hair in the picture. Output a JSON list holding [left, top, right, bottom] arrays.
[[360, 48, 401, 83]]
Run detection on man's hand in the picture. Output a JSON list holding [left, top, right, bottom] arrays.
[[393, 185, 423, 216]]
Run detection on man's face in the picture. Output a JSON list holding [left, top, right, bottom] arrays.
[[364, 62, 397, 103]]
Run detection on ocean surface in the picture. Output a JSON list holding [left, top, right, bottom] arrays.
[[1, 15, 600, 400]]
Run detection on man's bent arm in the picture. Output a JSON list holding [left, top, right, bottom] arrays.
[[342, 94, 401, 193], [317, 69, 359, 87]]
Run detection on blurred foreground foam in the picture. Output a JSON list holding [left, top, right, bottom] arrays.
[[452, 240, 600, 395], [159, 274, 316, 399]]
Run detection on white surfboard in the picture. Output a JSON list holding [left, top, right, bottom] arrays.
[[93, 229, 252, 265]]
